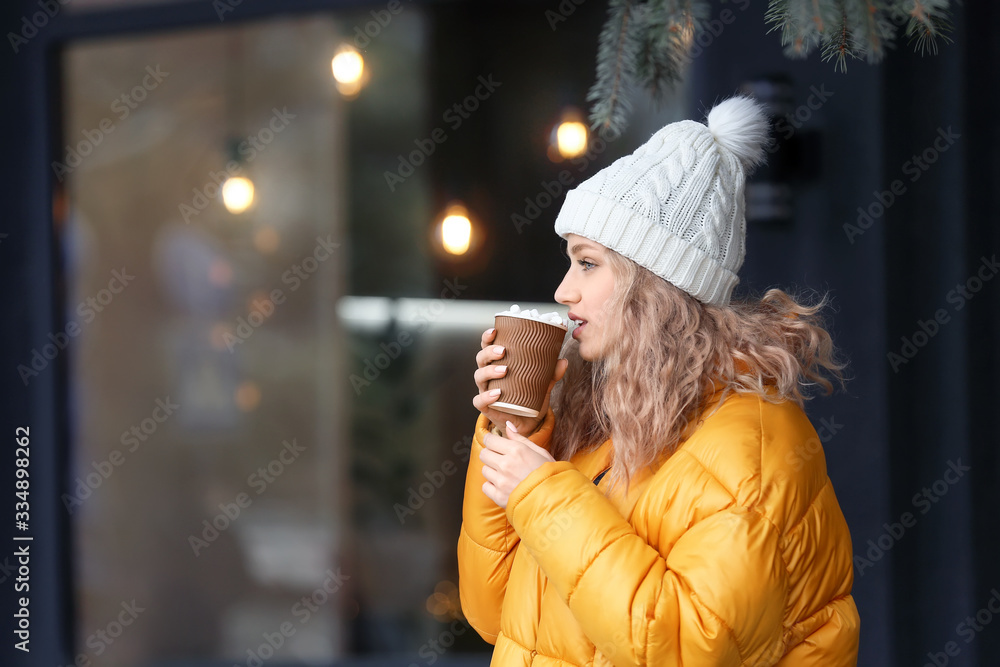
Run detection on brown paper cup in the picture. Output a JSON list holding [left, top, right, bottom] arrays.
[[487, 315, 567, 418]]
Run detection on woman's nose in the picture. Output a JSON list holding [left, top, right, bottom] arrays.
[[554, 272, 575, 306]]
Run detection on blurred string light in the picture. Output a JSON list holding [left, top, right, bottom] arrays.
[[235, 380, 261, 412], [548, 109, 589, 162], [437, 203, 472, 256], [557, 121, 588, 157], [222, 176, 255, 214], [426, 580, 461, 621], [332, 45, 366, 98], [222, 32, 258, 215]]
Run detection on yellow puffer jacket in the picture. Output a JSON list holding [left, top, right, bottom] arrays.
[[457, 383, 860, 665]]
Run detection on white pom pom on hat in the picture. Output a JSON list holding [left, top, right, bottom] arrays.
[[554, 95, 771, 306], [706, 95, 772, 174]]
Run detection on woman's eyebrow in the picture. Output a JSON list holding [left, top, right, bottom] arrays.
[[569, 243, 600, 257]]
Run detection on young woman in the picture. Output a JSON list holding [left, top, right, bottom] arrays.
[[457, 96, 860, 665]]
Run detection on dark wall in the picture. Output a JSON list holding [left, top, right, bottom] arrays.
[[884, 3, 1000, 665], [963, 6, 1000, 664], [690, 2, 1000, 665], [689, 3, 892, 663], [0, 0, 70, 665]]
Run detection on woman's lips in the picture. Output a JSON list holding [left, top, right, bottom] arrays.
[[572, 321, 587, 339]]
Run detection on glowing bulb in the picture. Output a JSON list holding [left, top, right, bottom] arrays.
[[222, 176, 254, 214], [234, 381, 261, 412], [332, 47, 364, 85], [335, 78, 363, 99], [556, 120, 588, 159], [434, 580, 458, 596], [426, 592, 450, 616], [440, 207, 472, 256]]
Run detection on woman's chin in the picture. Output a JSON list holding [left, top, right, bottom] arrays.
[[577, 341, 600, 362]]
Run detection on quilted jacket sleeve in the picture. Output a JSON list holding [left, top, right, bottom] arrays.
[[505, 462, 788, 666], [457, 410, 556, 644]]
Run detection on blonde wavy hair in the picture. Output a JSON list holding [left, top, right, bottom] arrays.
[[548, 249, 848, 495]]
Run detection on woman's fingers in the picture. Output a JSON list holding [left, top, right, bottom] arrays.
[[471, 392, 539, 438], [473, 363, 508, 391], [480, 327, 497, 349], [472, 330, 557, 439], [478, 445, 499, 468], [472, 388, 502, 412], [475, 344, 506, 370], [473, 328, 507, 418]]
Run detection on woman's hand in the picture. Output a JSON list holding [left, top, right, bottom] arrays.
[[472, 327, 568, 436], [479, 421, 556, 508]]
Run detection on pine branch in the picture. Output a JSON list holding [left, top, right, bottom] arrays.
[[840, 0, 895, 63], [587, 0, 644, 135], [634, 0, 681, 101], [820, 6, 862, 72], [633, 0, 675, 102], [766, 0, 842, 58], [586, 0, 958, 136], [634, 0, 710, 103], [890, 0, 955, 55]]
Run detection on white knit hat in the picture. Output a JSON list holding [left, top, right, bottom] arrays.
[[554, 96, 771, 306]]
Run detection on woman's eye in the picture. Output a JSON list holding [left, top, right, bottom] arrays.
[[577, 259, 596, 270]]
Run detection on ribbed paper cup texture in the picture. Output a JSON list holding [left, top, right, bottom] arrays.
[[487, 315, 566, 418]]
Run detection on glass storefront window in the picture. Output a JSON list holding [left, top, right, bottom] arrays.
[[59, 10, 499, 665]]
